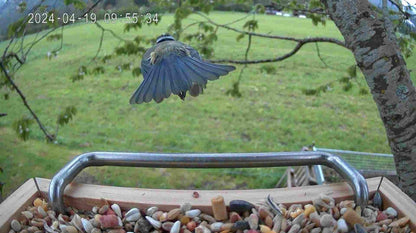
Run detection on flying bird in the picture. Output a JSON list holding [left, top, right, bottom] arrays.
[[129, 34, 236, 104]]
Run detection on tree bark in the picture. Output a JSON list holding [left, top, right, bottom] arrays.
[[323, 0, 416, 200]]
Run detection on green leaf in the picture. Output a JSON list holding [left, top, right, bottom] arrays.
[[236, 33, 245, 42], [343, 82, 353, 91], [47, 34, 62, 41], [302, 88, 318, 95], [64, 0, 86, 9], [226, 81, 242, 97], [347, 65, 357, 78], [359, 88, 369, 95], [57, 106, 77, 126], [18, 2, 27, 13], [91, 66, 105, 75], [243, 20, 258, 32], [132, 67, 141, 77], [13, 117, 33, 141], [254, 4, 265, 14], [259, 65, 276, 74]]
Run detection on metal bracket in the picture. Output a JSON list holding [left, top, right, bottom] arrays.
[[49, 151, 368, 213]]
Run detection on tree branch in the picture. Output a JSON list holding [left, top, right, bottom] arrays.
[[196, 12, 346, 47], [209, 37, 340, 64], [0, 62, 55, 141]]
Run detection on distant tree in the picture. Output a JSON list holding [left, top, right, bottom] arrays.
[[1, 0, 416, 199]]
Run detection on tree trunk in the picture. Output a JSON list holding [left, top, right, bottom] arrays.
[[323, 0, 416, 200]]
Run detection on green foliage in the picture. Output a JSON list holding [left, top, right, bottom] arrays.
[[226, 81, 242, 97], [64, 0, 86, 9], [7, 17, 27, 37], [347, 65, 357, 78], [124, 20, 143, 32], [13, 117, 33, 141], [398, 34, 414, 58], [260, 65, 277, 74], [243, 20, 258, 32], [236, 33, 245, 41], [57, 106, 77, 126], [132, 67, 141, 77], [254, 4, 265, 14], [47, 34, 63, 41], [70, 66, 87, 82], [18, 2, 27, 13], [115, 41, 146, 56], [91, 66, 105, 75], [302, 83, 332, 96]]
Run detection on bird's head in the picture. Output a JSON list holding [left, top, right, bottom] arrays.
[[156, 34, 175, 44]]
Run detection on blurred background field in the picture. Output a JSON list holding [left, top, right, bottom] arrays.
[[1, 11, 413, 198]]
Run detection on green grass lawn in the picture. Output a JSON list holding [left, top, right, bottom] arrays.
[[1, 12, 413, 198]]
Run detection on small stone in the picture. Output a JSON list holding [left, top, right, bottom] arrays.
[[272, 215, 282, 232], [159, 212, 168, 222], [187, 221, 197, 231], [376, 211, 387, 221], [22, 211, 34, 220], [258, 207, 273, 219], [247, 230, 259, 233], [201, 214, 217, 224], [37, 206, 47, 217], [310, 228, 321, 233], [287, 224, 300, 233], [230, 212, 242, 223], [354, 224, 367, 233], [211, 222, 224, 232], [170, 221, 181, 233], [125, 208, 141, 222], [91, 228, 101, 233], [343, 208, 364, 226], [248, 214, 258, 230], [62, 226, 79, 233], [339, 200, 355, 209], [162, 222, 174, 231], [180, 216, 191, 225], [186, 209, 201, 218], [313, 194, 335, 212], [337, 219, 348, 233], [111, 204, 122, 218], [107, 230, 126, 233], [340, 208, 347, 215], [125, 223, 134, 232], [264, 216, 273, 228], [372, 192, 383, 210], [292, 213, 304, 226], [383, 207, 397, 218], [211, 196, 228, 221], [168, 209, 182, 221], [290, 208, 303, 219], [332, 207, 340, 220], [232, 221, 250, 231], [181, 203, 192, 213], [218, 223, 232, 232], [10, 220, 21, 232], [229, 200, 255, 214], [146, 216, 162, 229], [389, 217, 410, 227], [321, 227, 332, 233], [98, 205, 109, 215], [92, 206, 99, 214], [147, 207, 159, 216], [320, 214, 335, 227], [98, 215, 121, 229], [259, 225, 273, 233], [309, 212, 321, 227], [135, 217, 153, 233], [304, 205, 316, 218], [27, 226, 39, 233], [82, 218, 94, 233]]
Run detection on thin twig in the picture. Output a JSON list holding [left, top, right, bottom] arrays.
[[196, 12, 346, 47], [0, 62, 55, 141], [315, 42, 329, 68], [95, 22, 128, 42], [33, 177, 44, 199]]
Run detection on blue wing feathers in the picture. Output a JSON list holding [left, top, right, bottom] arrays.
[[130, 53, 235, 104]]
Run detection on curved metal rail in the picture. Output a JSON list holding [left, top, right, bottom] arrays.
[[49, 151, 369, 213]]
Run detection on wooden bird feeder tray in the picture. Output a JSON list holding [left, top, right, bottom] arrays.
[[0, 152, 415, 232]]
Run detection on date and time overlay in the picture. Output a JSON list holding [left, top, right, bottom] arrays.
[[27, 12, 159, 24]]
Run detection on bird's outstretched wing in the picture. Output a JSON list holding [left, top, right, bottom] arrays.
[[130, 54, 235, 104]]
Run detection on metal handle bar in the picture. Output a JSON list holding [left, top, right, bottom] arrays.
[[49, 151, 368, 213]]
